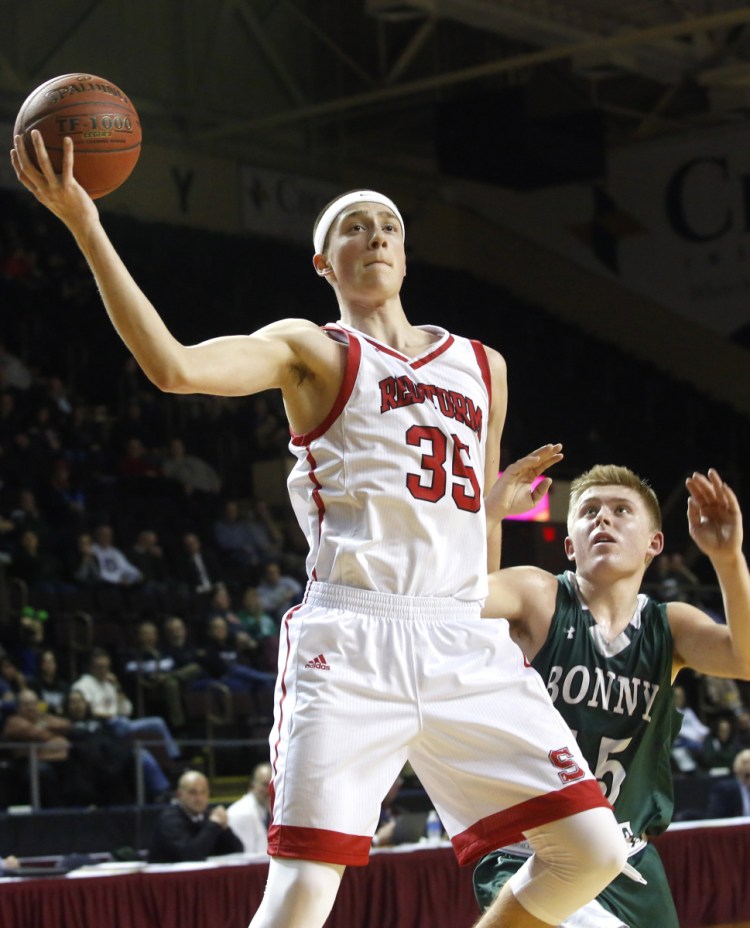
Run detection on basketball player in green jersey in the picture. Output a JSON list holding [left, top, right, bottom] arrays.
[[475, 447, 750, 927]]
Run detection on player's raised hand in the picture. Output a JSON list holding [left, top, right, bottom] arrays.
[[10, 131, 98, 231], [686, 469, 743, 563], [486, 443, 563, 525]]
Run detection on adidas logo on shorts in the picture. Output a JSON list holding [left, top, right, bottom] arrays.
[[305, 653, 330, 671]]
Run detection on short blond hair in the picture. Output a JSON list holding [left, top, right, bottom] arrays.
[[567, 465, 661, 532]]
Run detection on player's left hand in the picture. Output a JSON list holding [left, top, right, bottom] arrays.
[[486, 443, 563, 524], [686, 468, 743, 562]]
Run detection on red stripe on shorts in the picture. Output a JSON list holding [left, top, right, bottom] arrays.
[[451, 780, 612, 867], [267, 823, 372, 867]]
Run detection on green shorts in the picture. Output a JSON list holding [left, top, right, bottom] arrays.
[[473, 841, 678, 928]]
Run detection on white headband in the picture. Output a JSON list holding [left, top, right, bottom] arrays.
[[313, 189, 405, 255]]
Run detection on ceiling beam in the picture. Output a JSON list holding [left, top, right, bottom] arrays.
[[197, 6, 750, 141]]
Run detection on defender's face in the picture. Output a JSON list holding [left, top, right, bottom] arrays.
[[320, 203, 406, 297], [565, 485, 663, 576]]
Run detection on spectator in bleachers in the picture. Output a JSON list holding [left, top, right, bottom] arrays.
[[7, 488, 47, 541], [206, 584, 242, 628], [672, 683, 710, 773], [706, 749, 750, 819], [213, 499, 264, 577], [8, 528, 61, 590], [42, 375, 73, 420], [701, 716, 739, 774], [249, 395, 289, 460], [190, 615, 274, 698], [128, 529, 170, 606], [91, 524, 142, 587], [2, 688, 70, 807], [0, 650, 26, 717], [734, 708, 750, 751], [236, 586, 279, 673], [698, 673, 747, 721], [13, 607, 49, 679], [27, 649, 69, 717], [37, 458, 87, 529], [161, 616, 208, 688], [174, 531, 222, 598], [129, 529, 167, 579], [65, 688, 170, 804], [256, 561, 303, 624], [116, 436, 163, 483], [64, 531, 102, 587], [122, 620, 189, 734], [72, 648, 181, 765], [226, 761, 273, 854], [654, 553, 700, 603], [162, 437, 222, 499]]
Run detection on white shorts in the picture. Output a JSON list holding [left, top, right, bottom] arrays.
[[267, 582, 609, 867]]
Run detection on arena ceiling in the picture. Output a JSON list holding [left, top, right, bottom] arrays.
[[2, 0, 750, 184]]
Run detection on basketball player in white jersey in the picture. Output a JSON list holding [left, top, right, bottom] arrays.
[[12, 129, 626, 928]]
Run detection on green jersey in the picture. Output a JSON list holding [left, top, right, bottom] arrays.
[[535, 571, 682, 839]]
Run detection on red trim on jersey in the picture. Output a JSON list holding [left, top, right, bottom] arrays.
[[305, 448, 324, 580], [268, 823, 372, 867], [451, 779, 612, 867], [470, 339, 492, 410], [289, 328, 361, 446], [357, 329, 453, 368], [270, 603, 302, 806], [411, 333, 455, 369]]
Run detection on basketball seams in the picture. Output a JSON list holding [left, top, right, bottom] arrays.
[[14, 72, 142, 198], [20, 99, 138, 120]]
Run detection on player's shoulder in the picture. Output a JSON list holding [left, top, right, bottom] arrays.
[[256, 317, 328, 341], [255, 317, 341, 360], [476, 343, 507, 384]]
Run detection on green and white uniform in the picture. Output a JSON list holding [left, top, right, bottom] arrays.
[[474, 571, 682, 927]]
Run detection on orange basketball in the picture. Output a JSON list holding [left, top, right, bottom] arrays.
[[14, 73, 142, 199]]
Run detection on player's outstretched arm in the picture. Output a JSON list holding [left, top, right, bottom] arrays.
[[481, 444, 561, 653], [10, 131, 332, 401], [669, 469, 750, 679]]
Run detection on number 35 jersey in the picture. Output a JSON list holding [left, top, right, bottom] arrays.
[[287, 323, 492, 602]]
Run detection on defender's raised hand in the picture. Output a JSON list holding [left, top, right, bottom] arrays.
[[485, 443, 563, 525], [686, 469, 743, 563]]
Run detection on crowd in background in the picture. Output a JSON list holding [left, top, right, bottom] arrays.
[[1, 187, 749, 818]]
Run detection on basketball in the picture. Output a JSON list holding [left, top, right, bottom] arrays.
[[13, 73, 142, 199]]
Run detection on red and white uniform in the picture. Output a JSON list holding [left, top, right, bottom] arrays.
[[287, 324, 489, 601], [268, 324, 609, 868]]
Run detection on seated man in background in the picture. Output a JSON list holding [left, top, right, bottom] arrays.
[[148, 770, 243, 863], [2, 688, 71, 807], [227, 761, 272, 855]]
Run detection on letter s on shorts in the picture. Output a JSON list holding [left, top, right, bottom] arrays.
[[548, 746, 585, 784]]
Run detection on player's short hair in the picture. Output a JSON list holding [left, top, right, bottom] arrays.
[[567, 464, 662, 531]]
